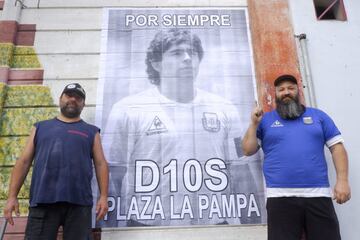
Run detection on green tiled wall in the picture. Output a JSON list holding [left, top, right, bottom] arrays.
[[0, 136, 27, 166], [0, 43, 41, 68], [0, 43, 14, 67], [1, 107, 58, 136], [12, 46, 41, 68], [0, 167, 32, 199], [0, 83, 6, 115], [5, 85, 54, 107]]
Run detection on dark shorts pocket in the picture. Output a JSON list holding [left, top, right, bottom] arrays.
[[25, 207, 46, 237]]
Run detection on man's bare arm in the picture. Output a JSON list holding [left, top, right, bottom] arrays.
[[330, 143, 351, 204], [4, 127, 36, 225], [93, 132, 109, 221], [242, 104, 263, 156]]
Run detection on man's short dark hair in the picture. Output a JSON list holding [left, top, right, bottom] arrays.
[[145, 29, 204, 85], [274, 74, 298, 87]]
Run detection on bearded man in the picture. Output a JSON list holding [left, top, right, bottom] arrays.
[[241, 74, 351, 240], [4, 83, 109, 240]]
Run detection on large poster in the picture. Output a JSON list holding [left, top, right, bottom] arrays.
[[93, 8, 265, 227]]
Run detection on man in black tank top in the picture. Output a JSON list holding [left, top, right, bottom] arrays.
[[4, 83, 109, 240]]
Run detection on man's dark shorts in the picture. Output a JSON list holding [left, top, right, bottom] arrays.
[[267, 197, 341, 240], [25, 202, 92, 240]]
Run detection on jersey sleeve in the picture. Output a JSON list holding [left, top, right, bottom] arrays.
[[318, 109, 342, 146], [102, 100, 138, 203], [225, 103, 248, 164], [102, 101, 133, 167]]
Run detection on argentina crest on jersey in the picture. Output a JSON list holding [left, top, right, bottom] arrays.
[[202, 112, 220, 132], [303, 116, 313, 124]]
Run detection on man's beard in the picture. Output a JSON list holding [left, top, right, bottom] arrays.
[[60, 104, 82, 118], [276, 94, 304, 120]]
